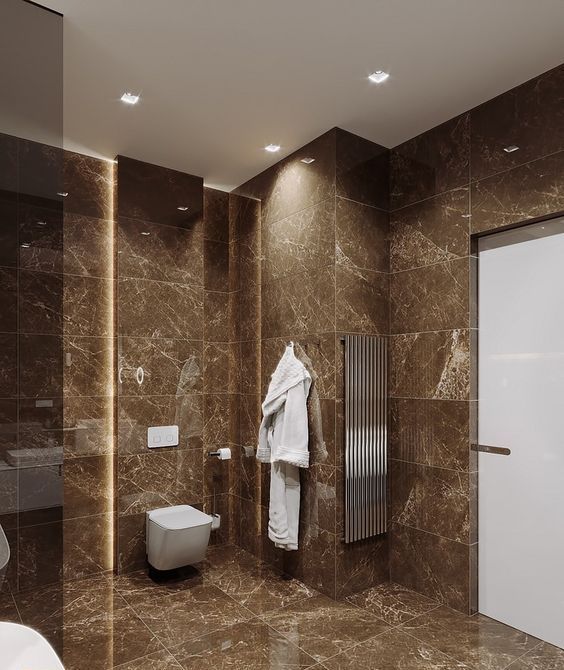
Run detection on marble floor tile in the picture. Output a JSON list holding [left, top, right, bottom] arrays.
[[346, 581, 439, 625], [124, 582, 255, 648], [509, 642, 564, 669], [321, 628, 470, 670], [114, 649, 183, 669], [170, 618, 317, 669], [210, 555, 318, 615], [262, 594, 390, 662], [402, 605, 541, 669]]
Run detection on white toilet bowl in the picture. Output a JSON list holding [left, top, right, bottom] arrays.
[[146, 505, 212, 571]]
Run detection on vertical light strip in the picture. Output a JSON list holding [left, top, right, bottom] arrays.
[[107, 159, 116, 573]]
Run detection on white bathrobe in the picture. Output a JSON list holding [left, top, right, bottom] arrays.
[[257, 344, 311, 550]]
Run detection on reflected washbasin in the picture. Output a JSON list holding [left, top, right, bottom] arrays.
[[0, 622, 64, 669], [0, 523, 9, 591]]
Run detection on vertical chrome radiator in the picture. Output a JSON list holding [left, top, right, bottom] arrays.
[[344, 335, 387, 543]]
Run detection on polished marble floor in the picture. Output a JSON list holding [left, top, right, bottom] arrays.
[[1, 545, 563, 669]]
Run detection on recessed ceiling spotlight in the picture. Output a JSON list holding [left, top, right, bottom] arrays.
[[368, 71, 390, 84], [503, 145, 519, 153], [121, 92, 140, 105], [140, 231, 151, 236], [301, 157, 315, 164], [37, 221, 47, 227], [57, 191, 68, 197], [264, 144, 281, 153], [177, 206, 189, 211], [21, 242, 31, 249]]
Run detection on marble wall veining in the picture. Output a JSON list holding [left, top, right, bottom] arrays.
[[230, 127, 391, 598], [115, 156, 237, 571], [389, 62, 564, 614]]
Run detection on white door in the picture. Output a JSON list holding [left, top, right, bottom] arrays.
[[478, 219, 564, 649]]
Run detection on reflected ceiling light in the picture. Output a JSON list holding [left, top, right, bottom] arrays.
[[264, 144, 281, 153], [503, 145, 519, 153], [140, 231, 151, 236], [301, 157, 315, 164], [177, 206, 189, 211], [37, 221, 47, 226], [57, 191, 68, 197], [121, 92, 140, 105], [21, 242, 31, 248], [368, 71, 389, 84]]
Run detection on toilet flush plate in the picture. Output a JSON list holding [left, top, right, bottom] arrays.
[[148, 425, 179, 448]]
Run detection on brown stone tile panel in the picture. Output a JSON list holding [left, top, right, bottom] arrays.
[[390, 257, 470, 334], [64, 150, 114, 220], [0, 199, 18, 268], [64, 454, 113, 519], [391, 522, 470, 612], [237, 129, 336, 226], [118, 216, 203, 285], [114, 649, 183, 670], [204, 239, 229, 291], [471, 64, 564, 181], [229, 192, 260, 242], [0, 132, 18, 198], [63, 513, 113, 580], [19, 139, 63, 208], [238, 394, 261, 447], [63, 336, 112, 397], [63, 274, 113, 337], [117, 449, 203, 515], [402, 605, 541, 669], [118, 512, 147, 573], [17, 521, 63, 591], [0, 334, 17, 396], [119, 337, 202, 397], [19, 269, 62, 335], [322, 628, 471, 670], [262, 265, 335, 340], [389, 398, 471, 471], [0, 267, 17, 332], [335, 533, 389, 598], [63, 212, 113, 278], [262, 198, 335, 283], [20, 333, 63, 398], [171, 618, 317, 669], [203, 341, 231, 393], [471, 151, 564, 233], [204, 290, 229, 342], [347, 581, 439, 625], [336, 197, 389, 273], [18, 203, 63, 273], [118, 277, 203, 340], [118, 394, 202, 454], [263, 594, 389, 663], [117, 155, 203, 228], [390, 114, 470, 210], [390, 188, 469, 272], [283, 526, 336, 599], [204, 187, 229, 243], [336, 128, 389, 209], [390, 460, 471, 542], [510, 642, 564, 669], [389, 330, 470, 400], [335, 265, 389, 335], [203, 393, 231, 445]]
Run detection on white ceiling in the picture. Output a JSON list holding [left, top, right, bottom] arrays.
[[43, 0, 564, 190]]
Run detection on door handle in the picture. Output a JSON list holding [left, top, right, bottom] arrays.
[[472, 443, 511, 456]]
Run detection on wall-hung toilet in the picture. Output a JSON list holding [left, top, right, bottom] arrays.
[[146, 505, 212, 571]]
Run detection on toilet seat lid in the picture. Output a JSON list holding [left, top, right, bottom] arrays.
[[148, 505, 212, 530]]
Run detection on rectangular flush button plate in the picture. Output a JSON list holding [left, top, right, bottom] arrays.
[[148, 425, 179, 449]]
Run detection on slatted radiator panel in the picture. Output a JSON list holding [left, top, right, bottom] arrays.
[[344, 334, 387, 543]]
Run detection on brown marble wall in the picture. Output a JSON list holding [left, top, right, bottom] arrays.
[[389, 62, 564, 614], [231, 128, 391, 598], [116, 157, 235, 571]]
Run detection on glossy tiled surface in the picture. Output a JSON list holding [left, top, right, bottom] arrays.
[[2, 546, 561, 670]]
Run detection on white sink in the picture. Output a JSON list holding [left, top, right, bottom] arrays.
[[0, 622, 64, 669]]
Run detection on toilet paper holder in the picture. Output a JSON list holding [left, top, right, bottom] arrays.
[[207, 447, 231, 460]]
